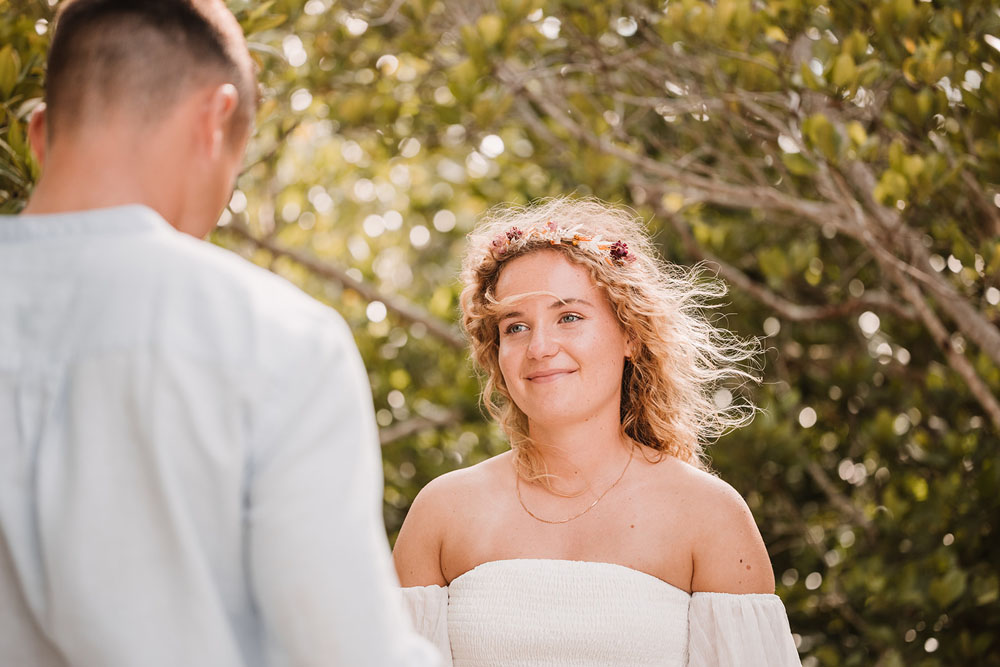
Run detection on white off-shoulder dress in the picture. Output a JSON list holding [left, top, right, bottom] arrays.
[[402, 559, 800, 666]]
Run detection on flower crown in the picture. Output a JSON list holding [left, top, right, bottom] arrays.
[[488, 220, 636, 266]]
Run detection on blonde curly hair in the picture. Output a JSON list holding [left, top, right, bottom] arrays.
[[460, 197, 760, 481]]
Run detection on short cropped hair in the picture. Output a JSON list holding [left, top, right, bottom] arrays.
[[46, 0, 257, 141]]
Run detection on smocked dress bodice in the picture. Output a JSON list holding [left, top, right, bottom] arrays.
[[402, 559, 801, 667]]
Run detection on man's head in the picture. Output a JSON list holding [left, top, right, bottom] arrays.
[[28, 0, 258, 235]]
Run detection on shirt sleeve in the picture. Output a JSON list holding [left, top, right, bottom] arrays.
[[401, 585, 451, 665], [687, 593, 801, 667], [246, 310, 441, 667]]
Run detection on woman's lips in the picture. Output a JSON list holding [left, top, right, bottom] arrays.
[[526, 369, 576, 383]]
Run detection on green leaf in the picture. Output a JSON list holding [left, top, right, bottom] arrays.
[[476, 14, 504, 49], [803, 113, 839, 161], [856, 59, 883, 87], [6, 118, 25, 158], [781, 152, 817, 176], [843, 31, 869, 59], [901, 154, 925, 185], [0, 154, 28, 190], [888, 139, 906, 171], [246, 13, 287, 34], [758, 246, 791, 283], [831, 52, 857, 88], [974, 575, 999, 606], [0, 45, 20, 98], [449, 59, 480, 102], [799, 61, 823, 90], [764, 26, 788, 44], [846, 121, 867, 147], [893, 0, 915, 20], [875, 169, 909, 203], [247, 0, 276, 22], [930, 568, 967, 608]]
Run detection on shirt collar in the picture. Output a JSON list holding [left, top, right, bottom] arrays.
[[0, 204, 175, 242]]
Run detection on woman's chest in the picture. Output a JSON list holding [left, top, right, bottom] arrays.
[[441, 489, 695, 590]]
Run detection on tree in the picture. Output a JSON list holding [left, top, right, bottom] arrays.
[[2, 0, 998, 664]]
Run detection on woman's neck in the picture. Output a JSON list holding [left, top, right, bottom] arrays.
[[526, 417, 633, 493]]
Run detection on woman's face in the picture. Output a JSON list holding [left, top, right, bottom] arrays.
[[494, 249, 631, 429]]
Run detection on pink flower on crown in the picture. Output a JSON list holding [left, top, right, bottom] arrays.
[[491, 232, 508, 254], [609, 241, 633, 263]]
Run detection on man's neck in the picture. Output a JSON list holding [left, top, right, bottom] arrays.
[[21, 131, 182, 226]]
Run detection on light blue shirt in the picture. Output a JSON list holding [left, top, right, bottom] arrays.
[[0, 206, 439, 666]]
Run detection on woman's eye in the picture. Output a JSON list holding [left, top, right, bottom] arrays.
[[560, 313, 583, 324], [504, 323, 528, 334]]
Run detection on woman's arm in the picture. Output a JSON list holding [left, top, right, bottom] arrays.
[[393, 476, 453, 587], [687, 473, 775, 594]]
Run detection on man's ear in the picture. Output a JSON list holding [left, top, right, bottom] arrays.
[[27, 103, 47, 167], [203, 83, 238, 159]]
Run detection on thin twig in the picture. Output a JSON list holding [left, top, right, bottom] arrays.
[[224, 218, 466, 349], [380, 410, 463, 446], [645, 184, 917, 322], [805, 462, 875, 539]]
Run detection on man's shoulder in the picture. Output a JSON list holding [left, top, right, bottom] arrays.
[[135, 225, 354, 364], [165, 231, 342, 327], [167, 232, 323, 309]]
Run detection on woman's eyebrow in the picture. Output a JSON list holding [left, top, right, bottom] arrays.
[[496, 297, 593, 321], [498, 310, 522, 322]]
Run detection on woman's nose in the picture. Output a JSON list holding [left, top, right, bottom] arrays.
[[526, 325, 559, 359]]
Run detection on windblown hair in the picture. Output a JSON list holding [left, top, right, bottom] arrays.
[[460, 197, 760, 481]]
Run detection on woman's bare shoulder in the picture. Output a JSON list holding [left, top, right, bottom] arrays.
[[416, 450, 512, 505], [649, 456, 775, 594], [392, 452, 511, 586]]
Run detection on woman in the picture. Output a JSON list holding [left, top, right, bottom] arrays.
[[394, 198, 800, 666]]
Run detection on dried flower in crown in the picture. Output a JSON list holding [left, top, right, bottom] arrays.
[[488, 220, 636, 266]]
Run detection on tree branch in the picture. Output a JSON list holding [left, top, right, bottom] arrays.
[[882, 252, 1000, 431], [805, 461, 876, 540], [380, 410, 463, 446], [832, 188, 1000, 431], [643, 183, 917, 322], [224, 218, 466, 350], [840, 161, 1000, 370], [497, 63, 851, 231]]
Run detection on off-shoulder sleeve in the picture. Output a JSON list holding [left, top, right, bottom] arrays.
[[401, 585, 451, 666], [687, 592, 801, 667]]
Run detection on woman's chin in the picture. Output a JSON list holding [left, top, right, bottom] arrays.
[[523, 406, 596, 430]]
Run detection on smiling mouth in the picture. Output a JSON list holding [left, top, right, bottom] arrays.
[[526, 369, 577, 383]]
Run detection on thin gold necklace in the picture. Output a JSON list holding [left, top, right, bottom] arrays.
[[516, 449, 634, 525]]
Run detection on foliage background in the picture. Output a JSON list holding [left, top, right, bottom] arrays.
[[3, 0, 999, 664]]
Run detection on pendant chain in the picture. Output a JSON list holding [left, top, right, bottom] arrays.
[[516, 449, 634, 525]]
